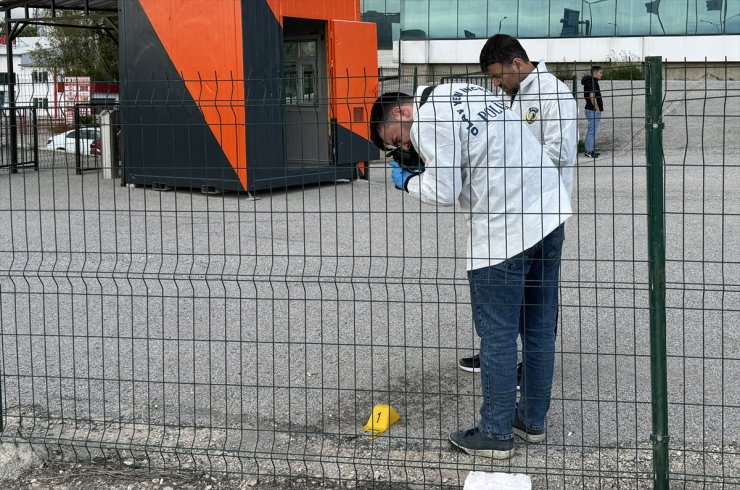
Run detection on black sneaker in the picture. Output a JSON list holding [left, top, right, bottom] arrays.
[[449, 427, 515, 459], [584, 151, 600, 158], [512, 410, 546, 443], [458, 353, 480, 373], [459, 356, 522, 391]]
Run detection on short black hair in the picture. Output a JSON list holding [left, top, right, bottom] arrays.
[[591, 65, 602, 74], [369, 92, 413, 149], [479, 34, 530, 72]]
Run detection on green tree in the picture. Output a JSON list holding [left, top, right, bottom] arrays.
[[19, 25, 41, 37], [31, 11, 118, 81]]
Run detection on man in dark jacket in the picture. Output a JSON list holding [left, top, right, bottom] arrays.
[[581, 65, 603, 158]]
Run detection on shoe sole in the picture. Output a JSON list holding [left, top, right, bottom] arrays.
[[457, 363, 480, 373], [513, 426, 546, 444], [448, 436, 515, 459]]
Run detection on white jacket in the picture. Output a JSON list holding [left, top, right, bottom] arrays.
[[509, 61, 579, 197], [405, 83, 572, 271]]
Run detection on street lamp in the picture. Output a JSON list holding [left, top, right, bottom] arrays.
[[498, 16, 508, 32], [583, 0, 607, 36]]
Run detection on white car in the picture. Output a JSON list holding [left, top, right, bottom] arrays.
[[46, 128, 101, 156]]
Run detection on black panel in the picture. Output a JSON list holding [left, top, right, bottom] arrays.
[[242, 0, 287, 190], [119, 0, 242, 191], [334, 124, 379, 165]]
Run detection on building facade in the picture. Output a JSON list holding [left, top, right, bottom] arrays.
[[362, 0, 740, 68]]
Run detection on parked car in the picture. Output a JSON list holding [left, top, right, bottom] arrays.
[[46, 128, 101, 156]]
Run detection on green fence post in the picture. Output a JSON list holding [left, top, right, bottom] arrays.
[[572, 75, 577, 100], [645, 55, 669, 490]]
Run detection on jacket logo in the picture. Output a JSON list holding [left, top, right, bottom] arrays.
[[525, 106, 539, 124]]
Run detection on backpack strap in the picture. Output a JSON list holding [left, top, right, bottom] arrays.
[[418, 85, 435, 107]]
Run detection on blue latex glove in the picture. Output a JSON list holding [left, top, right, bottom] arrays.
[[389, 161, 415, 191]]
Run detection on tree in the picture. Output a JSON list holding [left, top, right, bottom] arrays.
[[31, 10, 118, 81]]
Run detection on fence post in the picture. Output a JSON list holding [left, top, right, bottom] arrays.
[[645, 55, 669, 490], [32, 107, 39, 171], [75, 105, 82, 175]]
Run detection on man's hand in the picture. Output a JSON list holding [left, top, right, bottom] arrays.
[[389, 161, 417, 191]]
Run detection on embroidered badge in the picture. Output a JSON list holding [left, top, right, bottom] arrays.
[[525, 106, 539, 124]]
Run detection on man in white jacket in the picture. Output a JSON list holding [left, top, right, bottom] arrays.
[[458, 34, 578, 377], [370, 85, 571, 459]]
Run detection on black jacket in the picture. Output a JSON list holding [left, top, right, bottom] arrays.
[[581, 75, 603, 111]]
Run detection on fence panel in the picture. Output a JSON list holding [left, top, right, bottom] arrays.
[[0, 62, 738, 488]]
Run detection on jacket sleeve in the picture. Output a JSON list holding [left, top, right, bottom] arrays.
[[542, 90, 578, 170], [406, 113, 462, 207]]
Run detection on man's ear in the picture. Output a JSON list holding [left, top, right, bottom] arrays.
[[511, 58, 526, 72], [391, 104, 411, 121]]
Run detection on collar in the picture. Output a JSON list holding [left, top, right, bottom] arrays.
[[518, 60, 548, 94]]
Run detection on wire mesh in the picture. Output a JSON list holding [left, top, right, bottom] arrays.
[[0, 61, 738, 488]]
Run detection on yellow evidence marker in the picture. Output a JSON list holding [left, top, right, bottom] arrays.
[[362, 404, 400, 439]]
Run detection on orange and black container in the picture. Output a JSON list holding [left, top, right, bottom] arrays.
[[119, 0, 378, 192]]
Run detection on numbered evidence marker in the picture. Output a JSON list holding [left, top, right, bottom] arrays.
[[362, 404, 400, 439]]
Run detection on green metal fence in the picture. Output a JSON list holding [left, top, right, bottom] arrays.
[[0, 58, 738, 488]]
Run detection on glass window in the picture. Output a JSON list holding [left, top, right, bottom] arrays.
[[401, 0, 429, 38], [659, 0, 689, 35], [284, 63, 298, 104], [692, 0, 736, 34], [551, 0, 586, 37], [616, 0, 652, 36], [616, 0, 688, 36], [429, 0, 458, 38], [302, 64, 315, 101], [548, 0, 616, 37], [458, 0, 487, 39], [361, 0, 401, 48], [486, 2, 518, 37], [283, 41, 297, 60], [300, 41, 316, 57], [392, 0, 735, 39], [726, 2, 740, 34], [517, 0, 550, 37]]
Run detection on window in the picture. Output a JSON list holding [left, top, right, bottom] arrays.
[[282, 40, 318, 105], [32, 97, 49, 109], [384, 0, 734, 39], [32, 71, 49, 83], [0, 72, 16, 85]]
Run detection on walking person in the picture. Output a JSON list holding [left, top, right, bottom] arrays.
[[370, 83, 571, 458], [582, 65, 604, 158], [458, 34, 578, 378]]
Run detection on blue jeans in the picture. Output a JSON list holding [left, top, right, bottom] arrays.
[[467, 225, 565, 439], [585, 109, 602, 153]]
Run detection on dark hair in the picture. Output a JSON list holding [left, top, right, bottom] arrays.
[[369, 92, 413, 149], [479, 34, 530, 72], [591, 65, 602, 74]]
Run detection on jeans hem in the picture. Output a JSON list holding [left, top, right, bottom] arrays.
[[517, 409, 545, 432]]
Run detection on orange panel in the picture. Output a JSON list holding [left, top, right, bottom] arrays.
[[266, 0, 359, 23], [329, 20, 378, 139], [139, 0, 247, 189]]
